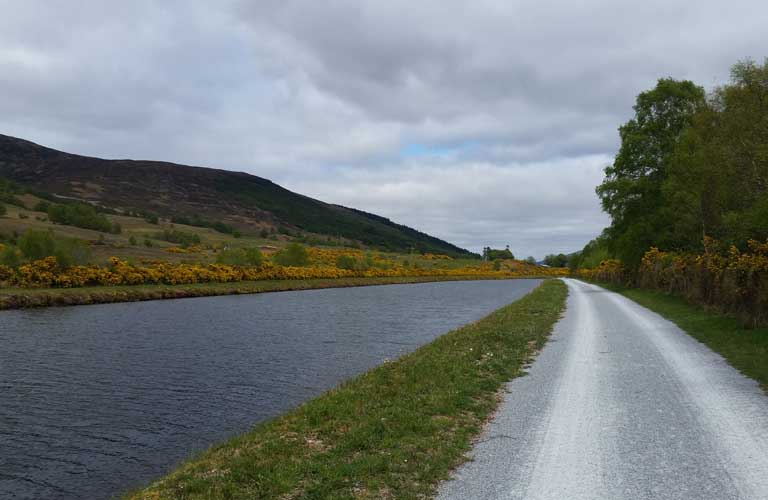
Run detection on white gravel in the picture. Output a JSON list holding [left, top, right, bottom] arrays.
[[437, 279, 768, 500]]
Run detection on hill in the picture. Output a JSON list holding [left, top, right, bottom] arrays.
[[0, 134, 474, 257]]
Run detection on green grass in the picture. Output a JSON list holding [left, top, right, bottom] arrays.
[[128, 279, 567, 500], [597, 283, 768, 391]]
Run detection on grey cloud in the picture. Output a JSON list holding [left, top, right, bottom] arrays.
[[1, 0, 766, 257]]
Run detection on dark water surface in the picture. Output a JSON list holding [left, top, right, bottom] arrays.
[[0, 279, 540, 499]]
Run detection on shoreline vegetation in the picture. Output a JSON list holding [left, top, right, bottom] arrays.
[[127, 279, 567, 499], [0, 274, 556, 311]]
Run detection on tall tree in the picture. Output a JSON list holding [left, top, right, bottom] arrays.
[[597, 78, 705, 267], [665, 59, 768, 250]]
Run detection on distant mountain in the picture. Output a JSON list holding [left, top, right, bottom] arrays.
[[0, 134, 475, 257]]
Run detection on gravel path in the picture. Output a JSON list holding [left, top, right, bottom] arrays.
[[437, 279, 768, 500]]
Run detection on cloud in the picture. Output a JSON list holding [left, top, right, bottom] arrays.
[[285, 155, 611, 256], [1, 0, 766, 257]]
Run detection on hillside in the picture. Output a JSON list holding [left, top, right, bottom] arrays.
[[0, 134, 474, 257]]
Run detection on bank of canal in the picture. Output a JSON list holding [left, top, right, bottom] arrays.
[[1, 279, 546, 499]]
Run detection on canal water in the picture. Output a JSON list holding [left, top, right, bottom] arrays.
[[0, 279, 540, 499]]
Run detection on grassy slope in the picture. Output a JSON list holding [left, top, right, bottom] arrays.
[[0, 134, 474, 257], [1, 198, 482, 267], [129, 279, 567, 500], [599, 283, 768, 391], [0, 197, 287, 264]]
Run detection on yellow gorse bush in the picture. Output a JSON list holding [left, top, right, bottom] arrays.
[[0, 255, 567, 289], [573, 238, 768, 325]]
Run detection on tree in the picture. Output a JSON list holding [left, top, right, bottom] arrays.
[[597, 78, 706, 268], [273, 243, 309, 267], [544, 253, 568, 268], [664, 59, 768, 251], [485, 247, 514, 260], [570, 234, 612, 270]]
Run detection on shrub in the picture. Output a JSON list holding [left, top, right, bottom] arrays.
[[53, 238, 92, 268], [273, 243, 309, 267], [154, 229, 201, 248], [0, 244, 21, 267], [34, 200, 51, 212], [216, 247, 264, 267], [19, 230, 57, 260], [335, 254, 357, 270], [16, 230, 91, 268], [47, 202, 119, 233]]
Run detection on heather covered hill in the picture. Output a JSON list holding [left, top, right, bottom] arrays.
[[0, 134, 475, 257]]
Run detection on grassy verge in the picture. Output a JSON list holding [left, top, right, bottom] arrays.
[[0, 275, 553, 311], [128, 279, 567, 500], [593, 281, 768, 391]]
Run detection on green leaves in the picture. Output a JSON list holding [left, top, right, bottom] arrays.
[[597, 78, 705, 269]]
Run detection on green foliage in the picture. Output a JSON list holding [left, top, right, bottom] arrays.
[[663, 59, 768, 252], [596, 78, 706, 267], [0, 177, 24, 206], [335, 254, 357, 270], [216, 247, 264, 266], [273, 243, 309, 267], [0, 244, 21, 267], [154, 229, 201, 247], [170, 214, 236, 235], [18, 230, 56, 260], [0, 203, 6, 217], [128, 235, 137, 246], [47, 202, 121, 233], [544, 253, 568, 267], [482, 247, 514, 260], [34, 200, 50, 212], [52, 237, 92, 268], [16, 230, 91, 267], [492, 259, 502, 270], [570, 235, 612, 270], [143, 213, 159, 224], [525, 256, 537, 264], [591, 59, 768, 273]]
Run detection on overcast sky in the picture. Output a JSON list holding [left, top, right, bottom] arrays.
[[1, 1, 766, 257]]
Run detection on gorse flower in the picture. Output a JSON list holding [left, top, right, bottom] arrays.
[[0, 253, 568, 288]]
